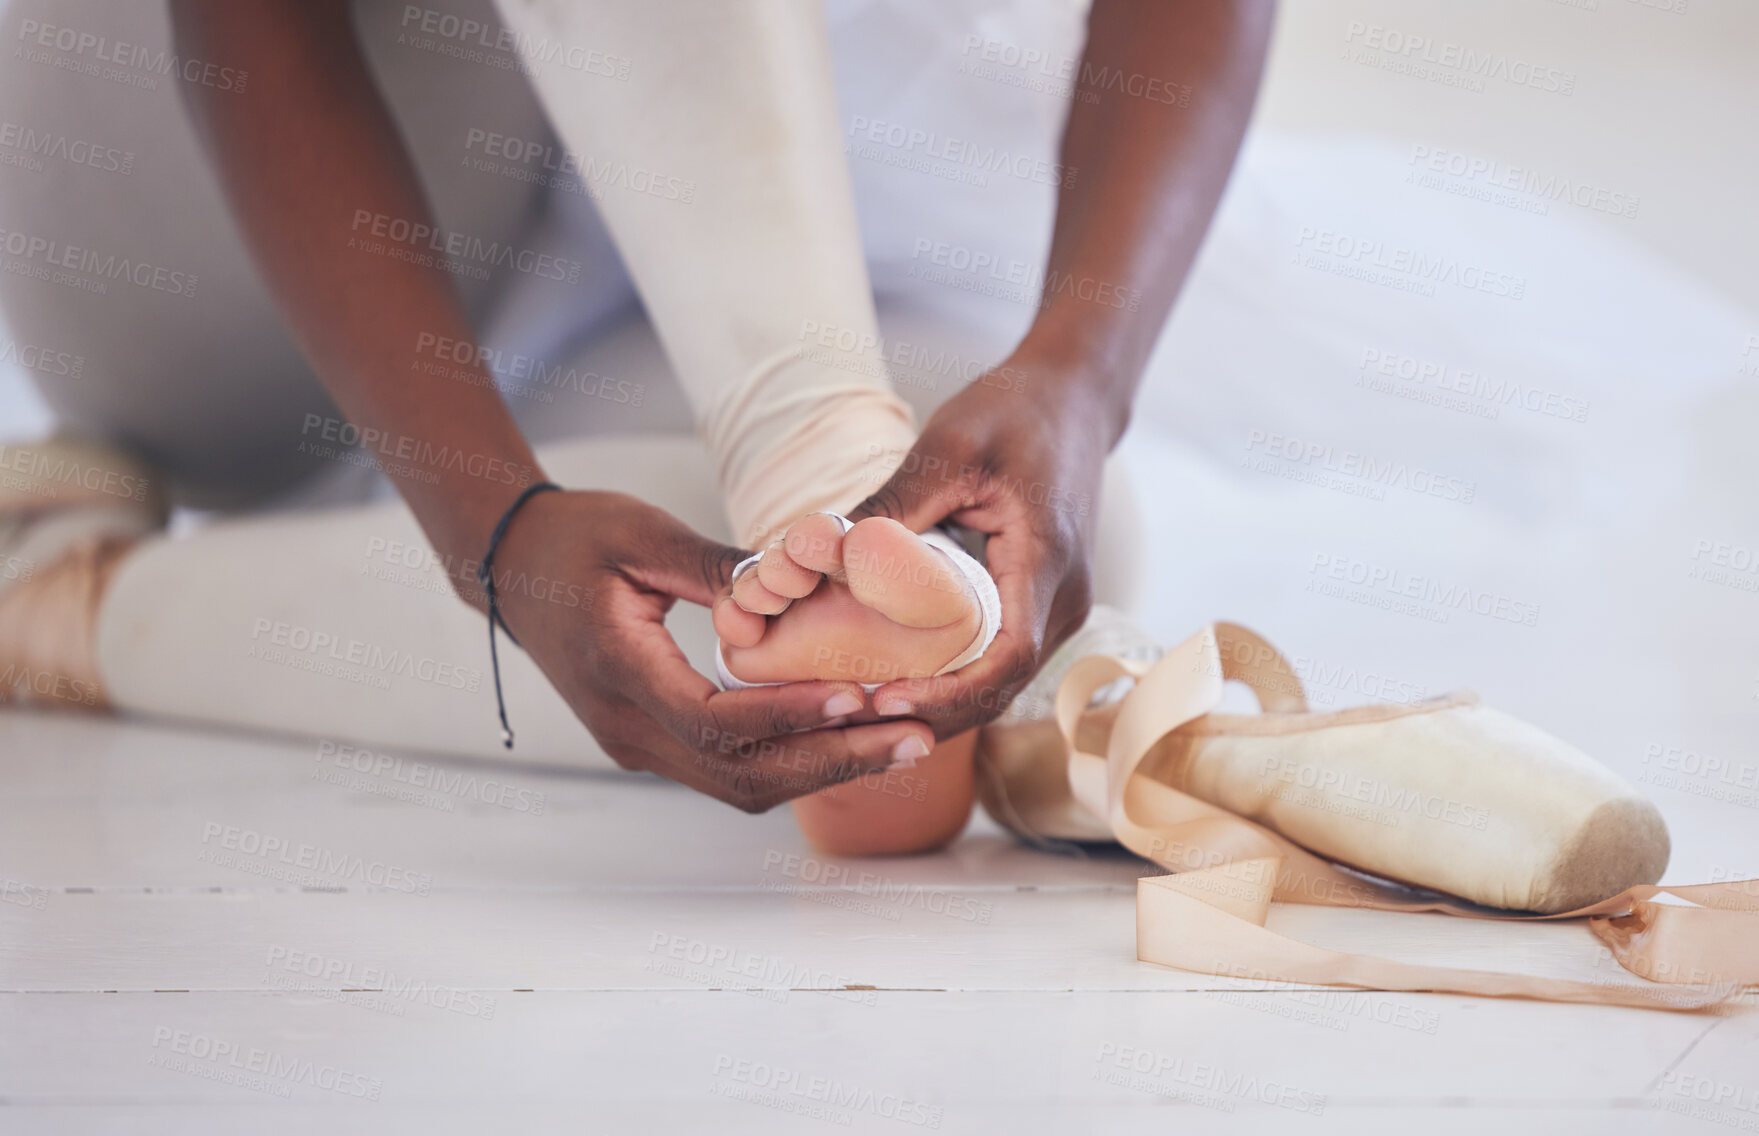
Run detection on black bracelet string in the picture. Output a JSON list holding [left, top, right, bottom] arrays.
[[477, 481, 561, 748]]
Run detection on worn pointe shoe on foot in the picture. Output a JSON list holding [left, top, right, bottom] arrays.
[[0, 535, 134, 711], [0, 435, 164, 710], [980, 612, 1669, 914], [0, 434, 166, 599], [712, 512, 1000, 689]]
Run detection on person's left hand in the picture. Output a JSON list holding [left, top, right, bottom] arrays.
[[847, 348, 1115, 738]]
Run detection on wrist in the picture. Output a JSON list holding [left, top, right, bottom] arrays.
[[1005, 328, 1135, 450], [461, 482, 573, 624]]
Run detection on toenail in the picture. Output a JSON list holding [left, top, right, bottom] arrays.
[[876, 697, 914, 717], [822, 692, 863, 718], [891, 736, 930, 763]]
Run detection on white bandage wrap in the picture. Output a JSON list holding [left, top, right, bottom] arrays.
[[715, 514, 1001, 692]]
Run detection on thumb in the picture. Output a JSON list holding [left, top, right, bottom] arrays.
[[627, 517, 749, 607]]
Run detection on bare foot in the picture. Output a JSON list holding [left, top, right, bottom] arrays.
[[713, 514, 984, 689]]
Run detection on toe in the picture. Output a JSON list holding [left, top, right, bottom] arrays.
[[757, 542, 822, 599], [713, 594, 769, 648], [732, 569, 791, 615], [842, 517, 980, 630], [783, 512, 847, 576]]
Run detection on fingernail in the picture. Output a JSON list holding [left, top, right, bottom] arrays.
[[875, 697, 914, 717], [823, 692, 864, 718], [890, 736, 930, 765]]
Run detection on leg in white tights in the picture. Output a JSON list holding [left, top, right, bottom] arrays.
[[490, 0, 918, 546]]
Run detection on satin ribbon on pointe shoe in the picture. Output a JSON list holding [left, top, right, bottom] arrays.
[[1048, 623, 1758, 1011]]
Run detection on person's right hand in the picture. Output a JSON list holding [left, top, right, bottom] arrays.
[[483, 489, 933, 813]]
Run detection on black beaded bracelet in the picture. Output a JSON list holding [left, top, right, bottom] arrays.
[[477, 480, 561, 748]]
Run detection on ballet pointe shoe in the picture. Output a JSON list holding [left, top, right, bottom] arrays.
[[0, 535, 134, 711], [978, 612, 1669, 914], [0, 435, 165, 711], [0, 434, 167, 599], [1147, 692, 1670, 913]]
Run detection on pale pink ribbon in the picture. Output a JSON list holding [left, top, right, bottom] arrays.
[[1051, 623, 1759, 1011]]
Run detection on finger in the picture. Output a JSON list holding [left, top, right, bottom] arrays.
[[598, 669, 922, 812], [617, 513, 749, 606], [606, 608, 873, 741], [868, 632, 1033, 738], [731, 569, 790, 615], [688, 720, 936, 812], [712, 593, 768, 648]]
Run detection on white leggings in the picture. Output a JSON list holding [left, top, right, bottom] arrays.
[[5, 0, 1139, 768]]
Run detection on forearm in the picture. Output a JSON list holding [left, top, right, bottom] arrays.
[[1022, 0, 1275, 443], [171, 0, 539, 575]]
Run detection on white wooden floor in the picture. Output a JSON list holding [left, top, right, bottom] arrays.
[[2, 709, 1752, 1134]]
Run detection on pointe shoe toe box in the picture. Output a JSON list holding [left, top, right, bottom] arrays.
[[1169, 697, 1669, 913]]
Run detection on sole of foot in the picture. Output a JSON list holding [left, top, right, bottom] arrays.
[[715, 516, 982, 686]]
